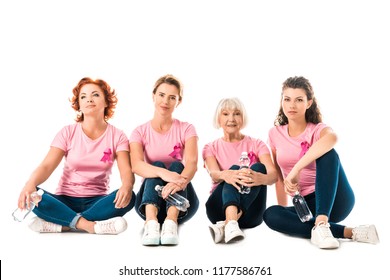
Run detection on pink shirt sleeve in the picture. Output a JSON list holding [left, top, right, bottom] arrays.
[[51, 125, 74, 153], [129, 125, 143, 144]]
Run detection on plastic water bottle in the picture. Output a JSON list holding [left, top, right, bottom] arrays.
[[238, 152, 251, 194], [155, 185, 190, 212], [292, 192, 313, 222], [12, 189, 44, 222]]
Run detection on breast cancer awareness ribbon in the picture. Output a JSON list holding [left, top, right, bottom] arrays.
[[299, 141, 310, 159], [248, 151, 258, 166], [100, 148, 113, 163], [169, 143, 183, 160]]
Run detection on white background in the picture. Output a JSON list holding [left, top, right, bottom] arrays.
[[1, 1, 389, 279]]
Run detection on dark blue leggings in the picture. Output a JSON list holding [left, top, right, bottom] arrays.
[[135, 161, 199, 225], [263, 149, 355, 238], [205, 162, 268, 229]]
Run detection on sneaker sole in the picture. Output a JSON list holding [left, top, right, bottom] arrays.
[[311, 239, 339, 249], [225, 233, 245, 243], [161, 237, 178, 245], [142, 237, 160, 246]]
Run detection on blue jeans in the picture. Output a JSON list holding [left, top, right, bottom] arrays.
[[32, 189, 136, 229], [263, 149, 355, 238], [135, 161, 199, 225], [205, 162, 268, 229]]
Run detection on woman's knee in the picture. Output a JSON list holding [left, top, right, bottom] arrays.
[[251, 162, 266, 173], [229, 165, 240, 171], [169, 161, 184, 172], [317, 148, 339, 164], [152, 161, 166, 168], [262, 205, 281, 225]]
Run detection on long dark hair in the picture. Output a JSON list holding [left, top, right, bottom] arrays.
[[274, 76, 322, 126]]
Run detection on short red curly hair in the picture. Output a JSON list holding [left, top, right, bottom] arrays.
[[70, 77, 118, 122]]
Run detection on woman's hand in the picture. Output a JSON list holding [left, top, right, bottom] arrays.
[[159, 169, 187, 187], [114, 186, 133, 208], [220, 169, 248, 191], [17, 185, 37, 210], [238, 169, 268, 188], [284, 169, 300, 195], [238, 168, 254, 184], [161, 182, 186, 199]]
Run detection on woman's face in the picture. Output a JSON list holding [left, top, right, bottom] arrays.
[[153, 83, 180, 115], [79, 83, 107, 117], [282, 87, 312, 122], [219, 108, 243, 134]]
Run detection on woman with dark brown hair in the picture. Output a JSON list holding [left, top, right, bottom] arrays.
[[263, 76, 379, 249]]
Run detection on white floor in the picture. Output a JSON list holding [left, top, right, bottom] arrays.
[[2, 178, 388, 280]]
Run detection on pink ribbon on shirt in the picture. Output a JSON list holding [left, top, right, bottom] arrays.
[[100, 148, 113, 163], [248, 151, 258, 166], [299, 141, 310, 159], [169, 143, 183, 160]]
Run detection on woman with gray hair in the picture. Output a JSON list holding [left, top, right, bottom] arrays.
[[202, 97, 277, 243]]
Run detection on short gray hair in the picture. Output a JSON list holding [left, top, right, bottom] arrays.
[[213, 97, 248, 129]]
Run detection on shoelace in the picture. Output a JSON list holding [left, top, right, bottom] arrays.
[[42, 221, 58, 232], [353, 228, 369, 241], [98, 221, 117, 234], [317, 223, 333, 238]]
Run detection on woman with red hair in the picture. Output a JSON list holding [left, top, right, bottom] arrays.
[[16, 77, 135, 234]]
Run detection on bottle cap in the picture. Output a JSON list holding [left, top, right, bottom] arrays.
[[37, 189, 44, 196], [241, 152, 248, 156]]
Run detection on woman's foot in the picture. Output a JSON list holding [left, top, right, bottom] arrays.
[[161, 219, 178, 245], [209, 221, 225, 243], [352, 225, 379, 244], [142, 220, 160, 246], [94, 217, 127, 235], [311, 221, 339, 249], [224, 220, 244, 243], [28, 217, 62, 233]]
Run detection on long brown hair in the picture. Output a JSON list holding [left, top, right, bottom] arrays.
[[274, 76, 322, 126]]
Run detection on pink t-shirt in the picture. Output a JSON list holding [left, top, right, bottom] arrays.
[[202, 135, 271, 192], [268, 122, 327, 196], [51, 123, 129, 197], [129, 119, 198, 166]]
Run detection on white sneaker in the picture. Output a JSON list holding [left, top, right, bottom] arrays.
[[28, 217, 62, 233], [352, 224, 379, 244], [311, 221, 339, 249], [209, 221, 225, 243], [224, 220, 244, 243], [142, 220, 160, 246], [94, 217, 127, 235], [161, 219, 178, 245]]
